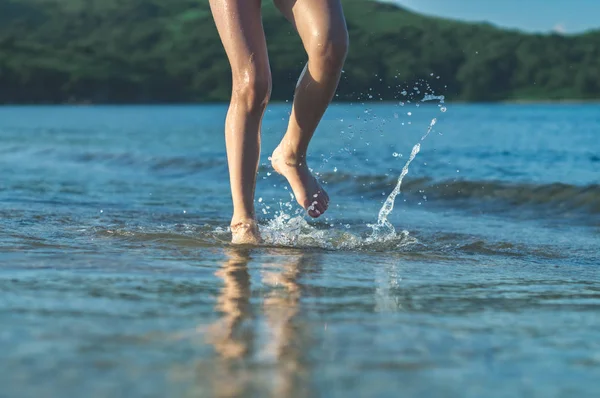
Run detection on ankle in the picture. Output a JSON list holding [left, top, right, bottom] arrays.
[[230, 214, 256, 228], [273, 145, 307, 167]]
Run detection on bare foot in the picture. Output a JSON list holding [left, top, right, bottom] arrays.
[[230, 218, 261, 245], [271, 146, 329, 218]]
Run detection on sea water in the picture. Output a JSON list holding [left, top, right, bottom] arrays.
[[1, 103, 599, 397]]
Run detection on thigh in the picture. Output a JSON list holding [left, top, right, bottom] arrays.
[[209, 0, 270, 81]]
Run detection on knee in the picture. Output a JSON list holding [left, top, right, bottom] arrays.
[[232, 68, 272, 112], [307, 26, 349, 72]]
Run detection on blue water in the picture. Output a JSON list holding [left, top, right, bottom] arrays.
[[1, 103, 599, 397]]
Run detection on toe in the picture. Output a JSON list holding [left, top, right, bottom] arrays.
[[315, 201, 327, 215], [306, 200, 322, 218]]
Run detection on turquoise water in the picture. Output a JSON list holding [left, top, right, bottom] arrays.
[[1, 103, 599, 397]]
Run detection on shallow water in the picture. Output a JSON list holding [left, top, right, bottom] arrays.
[[1, 103, 599, 397]]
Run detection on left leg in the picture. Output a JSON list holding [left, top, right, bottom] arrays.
[[271, 0, 349, 218]]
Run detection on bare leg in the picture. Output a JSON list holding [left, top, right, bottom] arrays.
[[209, 0, 271, 244], [272, 0, 348, 218]]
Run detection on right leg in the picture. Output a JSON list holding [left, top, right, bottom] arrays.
[[209, 0, 271, 245]]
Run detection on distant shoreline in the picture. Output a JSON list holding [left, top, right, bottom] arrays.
[[1, 99, 599, 107]]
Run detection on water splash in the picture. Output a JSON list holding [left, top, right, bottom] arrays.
[[258, 211, 417, 251], [368, 118, 437, 240]]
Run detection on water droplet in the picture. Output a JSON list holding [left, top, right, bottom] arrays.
[[440, 106, 447, 112], [401, 90, 407, 96], [392, 152, 400, 157], [183, 210, 187, 214], [258, 197, 263, 203], [266, 172, 271, 176], [407, 112, 412, 116], [334, 167, 338, 172], [100, 210, 103, 213]]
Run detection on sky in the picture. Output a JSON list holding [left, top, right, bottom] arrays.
[[391, 0, 600, 34]]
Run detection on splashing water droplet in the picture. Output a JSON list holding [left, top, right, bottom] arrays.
[[421, 94, 445, 103], [369, 118, 437, 240], [440, 106, 447, 112]]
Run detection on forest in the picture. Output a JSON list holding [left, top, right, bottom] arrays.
[[1, 0, 599, 104]]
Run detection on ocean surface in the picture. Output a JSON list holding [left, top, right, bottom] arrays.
[[1, 103, 599, 397]]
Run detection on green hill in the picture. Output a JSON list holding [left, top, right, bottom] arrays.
[[0, 0, 599, 104]]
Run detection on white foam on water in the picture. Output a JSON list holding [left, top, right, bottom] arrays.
[[257, 211, 417, 251]]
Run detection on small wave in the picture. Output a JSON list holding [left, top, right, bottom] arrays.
[[94, 213, 419, 253], [148, 157, 225, 173], [323, 172, 600, 217], [72, 152, 139, 166], [90, 216, 567, 260], [71, 151, 226, 175]]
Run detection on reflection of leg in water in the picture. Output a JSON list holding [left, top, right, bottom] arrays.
[[205, 248, 255, 397], [208, 248, 253, 358], [262, 251, 318, 398]]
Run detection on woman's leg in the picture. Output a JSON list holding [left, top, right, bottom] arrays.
[[209, 0, 271, 244], [271, 0, 348, 218]]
